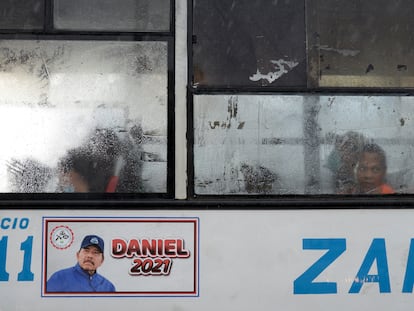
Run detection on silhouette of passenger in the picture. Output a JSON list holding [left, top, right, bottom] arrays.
[[57, 128, 142, 193], [349, 143, 395, 194]]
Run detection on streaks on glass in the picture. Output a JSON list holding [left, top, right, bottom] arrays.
[[0, 40, 168, 193], [249, 59, 299, 84], [6, 158, 53, 192], [194, 95, 414, 195], [240, 163, 280, 194]]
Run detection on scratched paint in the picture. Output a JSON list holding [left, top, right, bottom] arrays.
[[249, 59, 299, 84], [318, 45, 360, 57]]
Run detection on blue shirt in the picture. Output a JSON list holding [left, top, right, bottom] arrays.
[[47, 263, 116, 292]]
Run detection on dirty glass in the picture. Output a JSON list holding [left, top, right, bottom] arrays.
[[307, 0, 414, 88], [193, 95, 414, 195], [0, 0, 44, 30], [192, 0, 306, 87], [0, 40, 168, 193], [53, 0, 170, 32]]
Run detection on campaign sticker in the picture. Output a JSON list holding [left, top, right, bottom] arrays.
[[43, 217, 199, 297]]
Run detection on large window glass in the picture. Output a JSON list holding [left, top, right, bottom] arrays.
[[193, 95, 414, 195], [192, 0, 306, 87], [0, 40, 168, 193], [0, 0, 173, 196]]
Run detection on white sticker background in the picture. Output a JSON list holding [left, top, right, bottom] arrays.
[[45, 219, 196, 293]]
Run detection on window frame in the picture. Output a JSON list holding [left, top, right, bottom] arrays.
[[0, 0, 176, 202], [187, 0, 414, 206]]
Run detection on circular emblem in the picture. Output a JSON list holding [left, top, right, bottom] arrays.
[[50, 225, 74, 250]]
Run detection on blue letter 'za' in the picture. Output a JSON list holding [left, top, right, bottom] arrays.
[[349, 238, 390, 293], [294, 238, 346, 294]]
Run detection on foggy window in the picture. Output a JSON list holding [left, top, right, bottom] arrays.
[[194, 95, 414, 195], [192, 0, 306, 87], [0, 40, 168, 193], [307, 0, 414, 88], [53, 0, 171, 32], [0, 0, 172, 196], [0, 0, 44, 30]]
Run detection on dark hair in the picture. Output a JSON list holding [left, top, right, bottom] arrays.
[[360, 143, 387, 170], [59, 127, 143, 192], [59, 148, 112, 192], [59, 129, 121, 192]]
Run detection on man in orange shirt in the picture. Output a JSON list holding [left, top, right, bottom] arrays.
[[352, 143, 395, 194]]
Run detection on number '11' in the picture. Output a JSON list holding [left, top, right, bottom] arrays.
[[0, 236, 34, 281]]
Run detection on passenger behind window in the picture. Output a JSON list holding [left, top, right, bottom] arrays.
[[6, 127, 143, 193], [58, 127, 143, 193], [326, 131, 366, 194], [343, 142, 395, 195]]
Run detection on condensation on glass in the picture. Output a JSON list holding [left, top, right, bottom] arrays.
[[193, 95, 414, 195], [53, 0, 171, 32], [192, 0, 306, 87], [0, 40, 168, 193], [0, 0, 44, 30], [307, 0, 414, 88]]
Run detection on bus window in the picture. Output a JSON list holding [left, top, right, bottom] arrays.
[[0, 40, 168, 193], [193, 95, 414, 195]]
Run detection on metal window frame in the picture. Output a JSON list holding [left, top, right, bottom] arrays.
[[0, 0, 177, 205], [186, 0, 414, 208]]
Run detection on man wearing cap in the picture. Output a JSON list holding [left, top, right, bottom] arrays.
[[47, 234, 116, 292]]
